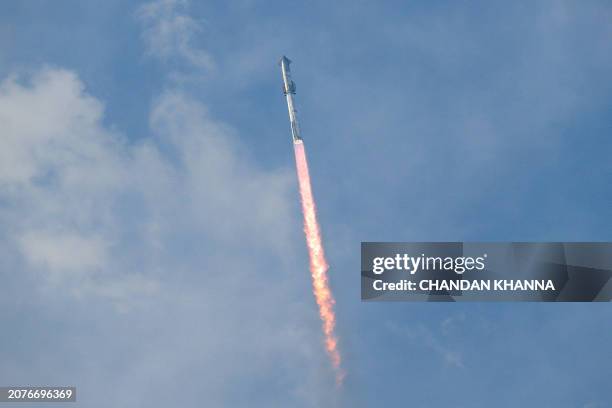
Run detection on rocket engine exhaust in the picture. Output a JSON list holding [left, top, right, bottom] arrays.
[[294, 140, 344, 385], [279, 56, 344, 384]]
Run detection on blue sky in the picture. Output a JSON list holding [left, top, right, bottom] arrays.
[[0, 1, 611, 407]]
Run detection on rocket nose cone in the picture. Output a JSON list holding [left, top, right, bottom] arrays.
[[279, 56, 291, 66]]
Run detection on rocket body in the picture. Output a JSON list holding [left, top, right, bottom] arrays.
[[279, 56, 303, 143]]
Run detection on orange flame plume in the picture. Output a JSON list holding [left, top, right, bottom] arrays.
[[293, 141, 344, 385]]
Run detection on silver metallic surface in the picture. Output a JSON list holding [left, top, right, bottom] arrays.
[[279, 56, 303, 143]]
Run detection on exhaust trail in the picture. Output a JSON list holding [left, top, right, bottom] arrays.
[[279, 55, 344, 384], [293, 140, 344, 385]]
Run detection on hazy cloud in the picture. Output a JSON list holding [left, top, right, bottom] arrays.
[[137, 0, 214, 71], [387, 321, 465, 368], [0, 67, 338, 406]]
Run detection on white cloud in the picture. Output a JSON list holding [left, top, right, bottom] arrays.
[[136, 0, 214, 70], [0, 68, 134, 297], [0, 69, 118, 185], [0, 66, 297, 299], [18, 231, 108, 273], [0, 66, 335, 406], [147, 90, 296, 250]]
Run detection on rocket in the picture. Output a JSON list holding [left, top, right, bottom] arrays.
[[279, 56, 303, 143]]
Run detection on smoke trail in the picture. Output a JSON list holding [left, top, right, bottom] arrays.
[[293, 140, 344, 385]]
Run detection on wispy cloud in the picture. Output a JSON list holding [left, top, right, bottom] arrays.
[[387, 321, 465, 368], [0, 66, 295, 304], [0, 65, 337, 405], [18, 231, 108, 275], [136, 0, 214, 71]]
